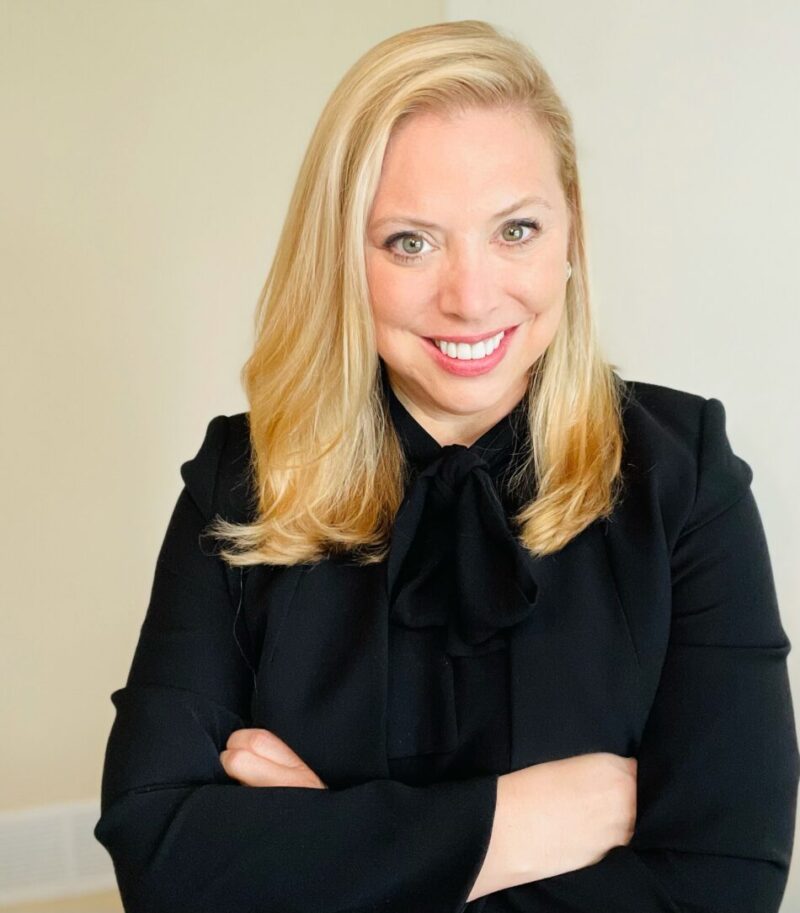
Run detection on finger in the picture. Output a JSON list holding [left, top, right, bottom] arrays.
[[220, 748, 306, 788], [226, 728, 301, 765], [227, 728, 305, 767]]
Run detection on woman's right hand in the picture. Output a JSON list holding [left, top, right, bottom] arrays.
[[506, 752, 638, 884], [469, 752, 638, 900]]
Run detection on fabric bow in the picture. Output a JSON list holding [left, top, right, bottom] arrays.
[[386, 443, 540, 657]]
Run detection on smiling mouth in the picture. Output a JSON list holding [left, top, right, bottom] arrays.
[[424, 324, 518, 345], [420, 323, 521, 372], [427, 329, 506, 359]]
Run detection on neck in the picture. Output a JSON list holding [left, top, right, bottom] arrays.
[[382, 363, 529, 448]]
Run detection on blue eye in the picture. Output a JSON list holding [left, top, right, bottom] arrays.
[[382, 219, 542, 264]]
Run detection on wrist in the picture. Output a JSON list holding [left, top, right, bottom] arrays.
[[494, 769, 540, 886]]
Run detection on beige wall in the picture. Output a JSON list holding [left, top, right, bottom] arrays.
[[0, 0, 442, 810]]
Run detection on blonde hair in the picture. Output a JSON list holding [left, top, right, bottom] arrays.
[[207, 19, 627, 567]]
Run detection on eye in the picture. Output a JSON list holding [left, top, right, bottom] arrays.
[[501, 221, 541, 243], [382, 219, 543, 265], [381, 232, 431, 264]]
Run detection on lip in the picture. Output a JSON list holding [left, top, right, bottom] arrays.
[[421, 324, 519, 377], [425, 324, 518, 345]]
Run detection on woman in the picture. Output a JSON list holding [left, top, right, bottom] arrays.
[[95, 19, 800, 913]]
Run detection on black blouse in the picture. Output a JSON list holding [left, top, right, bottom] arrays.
[[95, 368, 800, 913], [382, 359, 531, 785]]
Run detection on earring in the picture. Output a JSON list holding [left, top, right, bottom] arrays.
[[566, 261, 572, 281]]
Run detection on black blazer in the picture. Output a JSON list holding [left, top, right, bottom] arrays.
[[95, 377, 800, 913]]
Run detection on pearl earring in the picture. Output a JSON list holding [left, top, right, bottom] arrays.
[[566, 261, 572, 281]]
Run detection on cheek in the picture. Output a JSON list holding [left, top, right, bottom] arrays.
[[513, 265, 567, 317], [519, 294, 565, 352], [365, 258, 397, 321], [514, 251, 564, 295], [366, 258, 429, 328]]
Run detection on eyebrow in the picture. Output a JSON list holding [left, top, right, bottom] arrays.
[[371, 194, 552, 231]]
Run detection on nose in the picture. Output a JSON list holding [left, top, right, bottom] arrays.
[[437, 243, 497, 325]]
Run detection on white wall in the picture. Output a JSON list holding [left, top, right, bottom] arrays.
[[446, 0, 800, 907]]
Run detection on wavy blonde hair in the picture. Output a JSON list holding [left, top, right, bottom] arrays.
[[208, 19, 627, 567]]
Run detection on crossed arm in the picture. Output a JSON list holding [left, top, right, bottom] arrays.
[[95, 401, 800, 912]]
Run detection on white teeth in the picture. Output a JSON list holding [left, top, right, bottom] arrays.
[[434, 330, 505, 360]]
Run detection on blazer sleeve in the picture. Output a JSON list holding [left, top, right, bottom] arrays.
[[479, 396, 800, 913], [94, 415, 498, 913]]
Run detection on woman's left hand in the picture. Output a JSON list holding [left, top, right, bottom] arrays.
[[220, 727, 328, 789]]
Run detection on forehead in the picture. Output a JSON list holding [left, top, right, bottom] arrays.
[[373, 106, 561, 214]]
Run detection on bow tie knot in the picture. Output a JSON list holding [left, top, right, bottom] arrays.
[[425, 444, 490, 493], [387, 442, 540, 657]]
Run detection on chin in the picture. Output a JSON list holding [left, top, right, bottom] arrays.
[[427, 370, 518, 409]]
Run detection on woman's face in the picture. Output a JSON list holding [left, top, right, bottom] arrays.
[[365, 105, 571, 443]]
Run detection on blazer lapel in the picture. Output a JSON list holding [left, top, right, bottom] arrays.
[[247, 558, 392, 787], [508, 518, 645, 771]]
